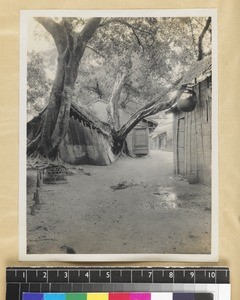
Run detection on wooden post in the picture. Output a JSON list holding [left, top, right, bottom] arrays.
[[37, 172, 41, 188], [34, 188, 40, 205]]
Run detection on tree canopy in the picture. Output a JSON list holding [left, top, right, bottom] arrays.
[[28, 16, 211, 116], [27, 16, 212, 161]]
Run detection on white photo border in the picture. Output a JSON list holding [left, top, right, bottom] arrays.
[[19, 9, 218, 262]]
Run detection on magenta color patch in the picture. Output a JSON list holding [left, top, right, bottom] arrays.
[[129, 293, 151, 300]]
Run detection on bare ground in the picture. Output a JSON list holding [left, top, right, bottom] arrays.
[[27, 150, 211, 255]]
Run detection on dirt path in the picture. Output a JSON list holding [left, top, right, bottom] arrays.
[[27, 150, 211, 255]]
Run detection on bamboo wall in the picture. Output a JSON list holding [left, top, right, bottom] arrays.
[[173, 77, 212, 185]]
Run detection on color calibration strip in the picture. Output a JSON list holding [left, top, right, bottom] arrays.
[[23, 293, 213, 300]]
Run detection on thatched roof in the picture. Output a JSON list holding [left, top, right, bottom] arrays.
[[165, 56, 212, 115], [71, 101, 111, 137], [27, 102, 111, 139], [178, 56, 211, 87]]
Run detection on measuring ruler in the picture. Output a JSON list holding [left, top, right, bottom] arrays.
[[6, 267, 230, 300]]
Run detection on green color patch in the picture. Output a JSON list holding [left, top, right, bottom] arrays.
[[66, 293, 87, 300]]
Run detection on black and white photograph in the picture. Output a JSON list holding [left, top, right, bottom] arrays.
[[20, 10, 218, 261]]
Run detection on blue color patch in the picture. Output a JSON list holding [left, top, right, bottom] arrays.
[[23, 293, 44, 300]]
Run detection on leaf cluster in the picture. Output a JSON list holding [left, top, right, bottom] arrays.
[[27, 51, 52, 119]]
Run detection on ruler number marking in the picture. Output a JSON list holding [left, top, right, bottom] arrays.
[[208, 271, 216, 279], [190, 271, 195, 278]]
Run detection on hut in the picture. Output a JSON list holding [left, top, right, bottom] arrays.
[[27, 102, 115, 166], [27, 100, 157, 166], [166, 57, 212, 185]]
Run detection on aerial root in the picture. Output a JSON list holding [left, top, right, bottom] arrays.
[[27, 153, 70, 170]]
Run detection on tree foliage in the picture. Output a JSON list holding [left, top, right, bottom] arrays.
[[29, 16, 211, 115], [27, 51, 52, 119], [73, 17, 211, 111], [27, 16, 212, 161]]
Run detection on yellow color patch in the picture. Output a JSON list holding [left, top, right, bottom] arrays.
[[87, 293, 109, 300]]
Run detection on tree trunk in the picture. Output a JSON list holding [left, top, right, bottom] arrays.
[[27, 17, 101, 161], [37, 55, 67, 158], [107, 71, 127, 131], [107, 71, 128, 155]]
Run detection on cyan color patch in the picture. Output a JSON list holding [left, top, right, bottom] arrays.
[[44, 293, 66, 300]]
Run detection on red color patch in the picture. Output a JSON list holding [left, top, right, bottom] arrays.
[[109, 293, 130, 300]]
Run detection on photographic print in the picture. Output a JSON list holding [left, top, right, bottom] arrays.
[[19, 10, 218, 261]]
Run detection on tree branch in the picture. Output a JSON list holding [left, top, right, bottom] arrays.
[[35, 17, 67, 54], [99, 18, 155, 49], [193, 17, 212, 33], [107, 71, 127, 131], [123, 83, 140, 94], [116, 76, 185, 140], [74, 18, 102, 59], [84, 80, 104, 99], [86, 45, 105, 58], [79, 18, 102, 43], [62, 18, 75, 52], [188, 19, 198, 57], [198, 17, 211, 60]]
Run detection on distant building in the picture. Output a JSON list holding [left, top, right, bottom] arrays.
[[150, 122, 173, 151]]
